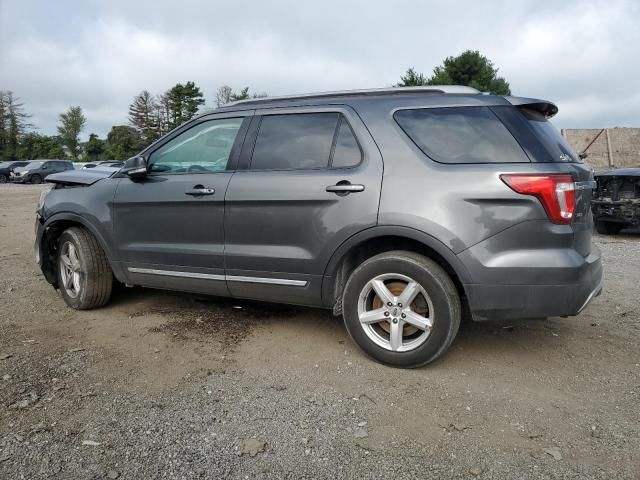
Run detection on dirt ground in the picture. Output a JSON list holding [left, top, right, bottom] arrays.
[[0, 184, 638, 479]]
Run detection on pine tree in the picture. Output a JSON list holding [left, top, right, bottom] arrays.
[[128, 90, 160, 143], [165, 81, 205, 130]]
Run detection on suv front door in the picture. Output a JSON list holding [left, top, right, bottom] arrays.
[[224, 106, 383, 306], [113, 113, 251, 296]]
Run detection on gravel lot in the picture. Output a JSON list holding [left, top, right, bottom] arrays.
[[1, 184, 639, 479]]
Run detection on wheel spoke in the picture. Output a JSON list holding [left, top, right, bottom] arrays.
[[389, 321, 403, 351], [72, 272, 81, 293], [403, 310, 432, 331], [68, 244, 79, 268], [358, 307, 388, 325], [397, 281, 420, 307], [60, 254, 72, 268], [65, 271, 75, 289], [371, 279, 394, 305]]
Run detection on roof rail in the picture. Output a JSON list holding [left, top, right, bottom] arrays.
[[224, 85, 480, 107]]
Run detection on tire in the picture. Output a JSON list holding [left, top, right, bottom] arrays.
[[595, 220, 623, 235], [342, 251, 461, 368], [56, 227, 113, 310], [30, 174, 42, 185], [0, 174, 7, 184]]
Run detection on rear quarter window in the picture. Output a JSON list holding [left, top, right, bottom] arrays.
[[394, 106, 529, 164]]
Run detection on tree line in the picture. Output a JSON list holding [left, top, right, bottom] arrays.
[[1, 50, 508, 162]]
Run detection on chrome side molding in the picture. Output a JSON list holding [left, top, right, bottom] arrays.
[[127, 267, 308, 287]]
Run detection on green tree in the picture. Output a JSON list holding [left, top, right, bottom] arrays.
[[104, 125, 144, 160], [0, 91, 31, 160], [397, 50, 511, 95], [17, 133, 65, 160], [85, 133, 106, 161], [128, 90, 160, 144], [428, 50, 511, 94], [166, 81, 205, 130], [57, 106, 86, 159], [397, 68, 428, 86]]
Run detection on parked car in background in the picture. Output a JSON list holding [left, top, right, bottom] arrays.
[[11, 160, 74, 184], [592, 168, 640, 234], [81, 161, 124, 170], [34, 86, 602, 368], [97, 160, 124, 168], [0, 161, 29, 183]]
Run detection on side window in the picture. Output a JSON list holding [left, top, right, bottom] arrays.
[[149, 118, 243, 173], [331, 117, 362, 168], [251, 113, 339, 170], [394, 107, 529, 164]]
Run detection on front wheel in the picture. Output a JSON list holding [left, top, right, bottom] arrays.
[[0, 174, 7, 183], [56, 227, 113, 309], [342, 251, 461, 368]]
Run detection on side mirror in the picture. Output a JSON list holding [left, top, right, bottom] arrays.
[[42, 165, 48, 170], [579, 152, 589, 160], [123, 155, 148, 179]]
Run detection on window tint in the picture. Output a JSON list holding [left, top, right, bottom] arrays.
[[331, 118, 362, 168], [149, 118, 243, 173], [251, 113, 339, 170], [394, 107, 529, 164]]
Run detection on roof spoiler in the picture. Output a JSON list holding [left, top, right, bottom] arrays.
[[504, 96, 559, 118]]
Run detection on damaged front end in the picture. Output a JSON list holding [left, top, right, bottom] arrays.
[[592, 169, 640, 233]]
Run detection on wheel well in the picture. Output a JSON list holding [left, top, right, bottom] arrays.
[[40, 220, 86, 287], [330, 235, 467, 315]]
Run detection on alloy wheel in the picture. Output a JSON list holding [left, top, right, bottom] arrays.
[[357, 273, 434, 352], [59, 242, 82, 298]]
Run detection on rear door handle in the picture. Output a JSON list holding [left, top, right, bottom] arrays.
[[326, 183, 365, 193], [185, 186, 215, 196]]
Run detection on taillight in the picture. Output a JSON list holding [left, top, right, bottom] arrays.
[[500, 174, 576, 224]]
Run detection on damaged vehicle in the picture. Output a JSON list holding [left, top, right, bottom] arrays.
[[35, 86, 603, 368], [591, 168, 640, 234]]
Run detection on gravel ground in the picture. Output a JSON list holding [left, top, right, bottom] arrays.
[[0, 184, 639, 479]]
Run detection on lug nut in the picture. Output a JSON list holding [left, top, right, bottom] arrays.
[[387, 302, 393, 307], [384, 311, 390, 317], [392, 318, 399, 324], [401, 313, 406, 318], [398, 303, 403, 308]]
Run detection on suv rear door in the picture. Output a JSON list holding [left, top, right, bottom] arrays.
[[223, 106, 383, 306]]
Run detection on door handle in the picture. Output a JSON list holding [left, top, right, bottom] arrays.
[[326, 182, 365, 194], [185, 186, 215, 196]]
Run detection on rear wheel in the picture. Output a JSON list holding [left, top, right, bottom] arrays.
[[595, 220, 624, 235], [0, 174, 7, 183], [56, 227, 113, 310], [342, 251, 461, 368], [30, 174, 42, 185]]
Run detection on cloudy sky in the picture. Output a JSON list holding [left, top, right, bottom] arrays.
[[1, 0, 638, 139]]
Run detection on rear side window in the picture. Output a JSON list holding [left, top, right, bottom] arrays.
[[394, 107, 529, 164], [520, 108, 580, 163], [251, 113, 339, 170], [331, 117, 362, 168]]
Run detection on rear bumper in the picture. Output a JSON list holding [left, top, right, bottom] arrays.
[[463, 245, 603, 321]]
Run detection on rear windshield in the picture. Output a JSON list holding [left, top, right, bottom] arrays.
[[394, 106, 529, 164], [520, 108, 580, 163]]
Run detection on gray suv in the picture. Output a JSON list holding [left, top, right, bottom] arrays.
[[35, 87, 603, 367], [12, 160, 74, 184]]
